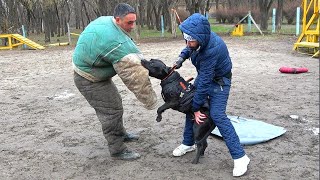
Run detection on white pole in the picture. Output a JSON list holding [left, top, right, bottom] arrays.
[[296, 7, 300, 36], [248, 14, 264, 35], [272, 8, 276, 33], [247, 11, 252, 32]]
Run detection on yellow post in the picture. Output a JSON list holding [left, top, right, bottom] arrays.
[[8, 35, 12, 49], [0, 34, 13, 50], [232, 24, 244, 36], [293, 0, 319, 57]]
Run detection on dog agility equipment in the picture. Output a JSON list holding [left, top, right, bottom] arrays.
[[279, 66, 309, 74], [212, 116, 286, 145], [0, 34, 45, 50]]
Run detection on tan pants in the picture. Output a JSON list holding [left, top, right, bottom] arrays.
[[74, 72, 127, 155]]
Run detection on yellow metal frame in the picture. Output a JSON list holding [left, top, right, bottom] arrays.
[[312, 50, 319, 57], [0, 34, 24, 50], [70, 33, 80, 36], [293, 0, 319, 57], [0, 34, 45, 50], [46, 42, 70, 46], [232, 24, 244, 36]]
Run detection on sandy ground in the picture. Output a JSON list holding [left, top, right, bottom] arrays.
[[0, 35, 319, 180]]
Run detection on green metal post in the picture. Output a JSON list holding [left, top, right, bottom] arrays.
[[161, 15, 164, 37], [247, 11, 251, 32]]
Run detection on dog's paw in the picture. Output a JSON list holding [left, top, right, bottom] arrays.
[[156, 118, 162, 122], [191, 159, 199, 164], [156, 116, 162, 122]]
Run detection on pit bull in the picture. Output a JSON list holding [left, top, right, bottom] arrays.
[[141, 58, 216, 164]]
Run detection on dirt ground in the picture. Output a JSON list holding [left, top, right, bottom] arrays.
[[0, 35, 319, 180]]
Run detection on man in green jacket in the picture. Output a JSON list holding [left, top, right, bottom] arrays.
[[73, 3, 157, 160]]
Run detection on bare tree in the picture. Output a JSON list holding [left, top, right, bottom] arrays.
[[185, 0, 206, 14], [1, 0, 297, 42], [258, 0, 274, 30], [276, 0, 283, 32]]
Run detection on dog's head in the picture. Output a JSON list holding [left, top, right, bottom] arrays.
[[141, 59, 172, 80]]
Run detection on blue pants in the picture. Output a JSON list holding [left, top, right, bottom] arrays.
[[182, 77, 245, 159]]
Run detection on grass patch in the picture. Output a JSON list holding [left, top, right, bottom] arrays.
[[135, 27, 173, 38]]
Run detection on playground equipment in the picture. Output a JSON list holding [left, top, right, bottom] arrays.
[[0, 34, 45, 50], [70, 33, 80, 36], [232, 24, 244, 36], [46, 42, 70, 47], [279, 66, 309, 74], [293, 0, 319, 57], [231, 11, 264, 36]]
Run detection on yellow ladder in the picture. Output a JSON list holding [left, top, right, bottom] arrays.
[[0, 34, 45, 50], [293, 0, 319, 57]]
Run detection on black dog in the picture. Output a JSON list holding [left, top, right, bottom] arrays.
[[141, 59, 216, 164]]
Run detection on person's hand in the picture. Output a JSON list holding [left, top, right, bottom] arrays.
[[194, 111, 207, 124], [174, 57, 185, 69]]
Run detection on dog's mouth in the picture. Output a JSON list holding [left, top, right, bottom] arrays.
[[140, 59, 175, 80], [141, 59, 148, 68]]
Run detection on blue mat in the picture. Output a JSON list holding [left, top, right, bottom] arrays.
[[211, 116, 286, 145]]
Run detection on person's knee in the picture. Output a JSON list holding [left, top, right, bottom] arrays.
[[210, 111, 227, 123]]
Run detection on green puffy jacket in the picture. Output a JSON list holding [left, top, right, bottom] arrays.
[[72, 16, 157, 110], [72, 16, 140, 82]]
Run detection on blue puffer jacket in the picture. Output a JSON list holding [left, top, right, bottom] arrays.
[[178, 13, 232, 112]]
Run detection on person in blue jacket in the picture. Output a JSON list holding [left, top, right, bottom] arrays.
[[173, 13, 250, 177]]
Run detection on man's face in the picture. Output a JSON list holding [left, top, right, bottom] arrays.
[[115, 13, 136, 33], [186, 40, 199, 50]]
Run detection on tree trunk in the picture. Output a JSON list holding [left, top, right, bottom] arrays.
[[53, 1, 61, 37], [185, 0, 207, 15], [82, 1, 91, 27], [152, 4, 162, 31], [35, 5, 43, 34], [205, 0, 211, 13], [215, 0, 219, 10], [74, 0, 81, 29], [50, 9, 55, 38], [135, 0, 141, 39], [98, 0, 107, 16], [146, 0, 154, 29], [276, 0, 283, 32], [258, 0, 274, 31], [43, 9, 51, 43]]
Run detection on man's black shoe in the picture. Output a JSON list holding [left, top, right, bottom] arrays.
[[123, 133, 139, 142], [111, 150, 141, 160]]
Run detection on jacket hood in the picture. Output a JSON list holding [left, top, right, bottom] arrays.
[[179, 13, 211, 48]]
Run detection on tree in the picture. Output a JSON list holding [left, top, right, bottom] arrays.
[[185, 0, 207, 14], [276, 0, 283, 32], [258, 0, 274, 30]]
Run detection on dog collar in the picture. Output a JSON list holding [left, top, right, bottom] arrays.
[[162, 65, 177, 81]]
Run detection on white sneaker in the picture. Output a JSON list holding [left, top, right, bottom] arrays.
[[172, 144, 196, 157], [233, 154, 250, 177]]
